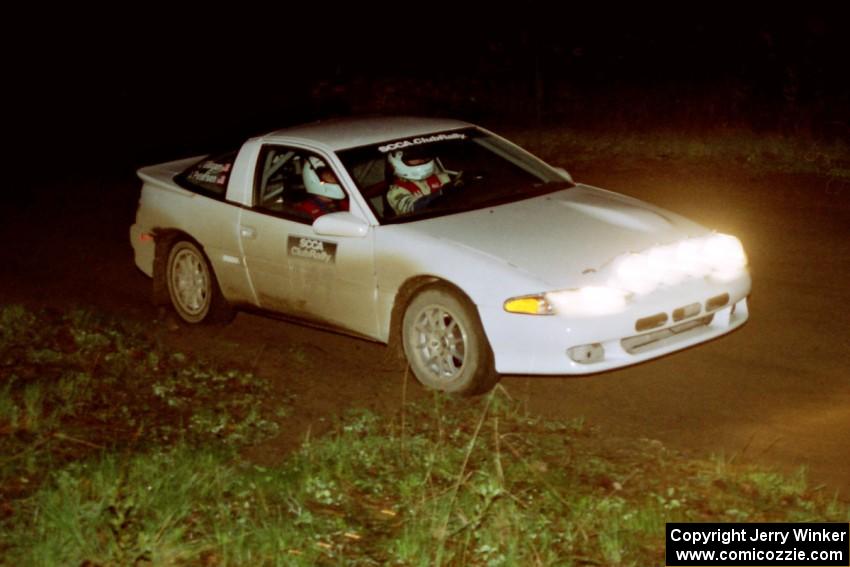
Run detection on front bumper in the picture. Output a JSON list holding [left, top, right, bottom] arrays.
[[479, 274, 751, 375]]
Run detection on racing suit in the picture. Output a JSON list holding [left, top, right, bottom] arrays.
[[294, 196, 349, 220], [387, 171, 451, 215]]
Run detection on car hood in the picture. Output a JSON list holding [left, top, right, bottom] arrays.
[[401, 185, 708, 288]]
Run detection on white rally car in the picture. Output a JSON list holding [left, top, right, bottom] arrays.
[[131, 117, 750, 395]]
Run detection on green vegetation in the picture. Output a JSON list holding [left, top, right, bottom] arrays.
[[0, 304, 280, 560], [1, 305, 847, 565], [511, 127, 850, 181]]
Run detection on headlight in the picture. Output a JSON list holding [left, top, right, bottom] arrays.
[[615, 253, 656, 294], [611, 233, 747, 293], [703, 233, 748, 280], [504, 234, 747, 316], [504, 287, 630, 317], [547, 287, 631, 316]]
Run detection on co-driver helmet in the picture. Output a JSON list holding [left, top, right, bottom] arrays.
[[303, 156, 345, 199]]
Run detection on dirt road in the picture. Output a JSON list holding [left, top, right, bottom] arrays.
[[2, 161, 848, 496]]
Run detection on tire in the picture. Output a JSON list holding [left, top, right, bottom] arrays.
[[402, 284, 499, 395], [165, 240, 234, 324]]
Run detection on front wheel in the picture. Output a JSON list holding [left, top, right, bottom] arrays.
[[165, 240, 234, 324], [402, 284, 498, 395]]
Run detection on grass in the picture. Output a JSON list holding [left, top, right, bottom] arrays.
[[0, 304, 280, 527], [509, 126, 850, 181], [1, 304, 848, 565]]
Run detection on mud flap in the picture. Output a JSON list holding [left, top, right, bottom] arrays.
[[151, 231, 175, 306]]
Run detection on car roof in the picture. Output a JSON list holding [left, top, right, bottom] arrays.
[[257, 116, 474, 151]]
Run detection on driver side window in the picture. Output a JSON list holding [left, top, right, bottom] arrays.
[[253, 146, 334, 223]]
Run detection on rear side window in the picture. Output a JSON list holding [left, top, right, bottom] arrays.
[[176, 151, 237, 197]]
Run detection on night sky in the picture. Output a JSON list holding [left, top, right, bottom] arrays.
[[9, 6, 849, 174]]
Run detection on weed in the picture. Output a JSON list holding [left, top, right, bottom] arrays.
[[0, 304, 284, 512], [22, 382, 49, 432], [1, 303, 847, 565], [0, 380, 20, 430]]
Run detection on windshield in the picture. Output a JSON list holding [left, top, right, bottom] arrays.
[[337, 128, 572, 223]]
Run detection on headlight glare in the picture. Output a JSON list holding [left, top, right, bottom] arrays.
[[704, 233, 747, 276], [615, 253, 656, 294], [547, 286, 631, 316], [611, 233, 747, 293]]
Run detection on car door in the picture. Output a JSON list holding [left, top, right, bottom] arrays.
[[237, 144, 380, 338]]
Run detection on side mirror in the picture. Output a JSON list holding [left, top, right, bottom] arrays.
[[553, 166, 574, 183], [312, 212, 369, 238]]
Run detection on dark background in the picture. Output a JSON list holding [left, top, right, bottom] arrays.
[[7, 6, 850, 176]]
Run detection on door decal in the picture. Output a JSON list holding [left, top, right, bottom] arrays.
[[287, 236, 337, 264]]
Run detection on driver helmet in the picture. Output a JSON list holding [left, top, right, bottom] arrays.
[[388, 147, 436, 181], [303, 156, 345, 199]]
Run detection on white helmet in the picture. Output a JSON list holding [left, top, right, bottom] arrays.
[[388, 149, 435, 181], [303, 156, 345, 199]]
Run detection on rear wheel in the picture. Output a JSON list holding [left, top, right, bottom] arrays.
[[402, 284, 498, 395], [166, 240, 234, 324]]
